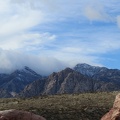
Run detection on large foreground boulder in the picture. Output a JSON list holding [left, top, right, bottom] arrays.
[[101, 93, 120, 120], [0, 109, 46, 120]]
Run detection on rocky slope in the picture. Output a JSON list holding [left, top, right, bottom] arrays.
[[19, 68, 94, 97], [0, 89, 12, 98], [0, 66, 42, 97], [18, 78, 46, 98], [43, 68, 94, 95], [74, 63, 120, 91], [73, 63, 107, 77]]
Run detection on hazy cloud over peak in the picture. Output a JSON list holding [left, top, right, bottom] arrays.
[[0, 49, 67, 75]]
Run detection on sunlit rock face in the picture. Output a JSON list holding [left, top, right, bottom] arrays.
[[0, 109, 46, 120], [101, 93, 120, 120]]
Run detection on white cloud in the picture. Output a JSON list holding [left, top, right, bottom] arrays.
[[44, 37, 120, 68], [0, 49, 67, 75], [0, 1, 44, 36], [0, 0, 56, 51], [60, 38, 120, 55], [0, 1, 10, 13], [0, 32, 56, 50], [0, 0, 66, 75]]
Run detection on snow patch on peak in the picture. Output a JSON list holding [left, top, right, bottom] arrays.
[[75, 63, 100, 69], [74, 63, 107, 76]]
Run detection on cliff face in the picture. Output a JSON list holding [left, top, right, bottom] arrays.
[[43, 68, 94, 95]]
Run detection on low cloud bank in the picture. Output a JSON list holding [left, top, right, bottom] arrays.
[[0, 49, 67, 75]]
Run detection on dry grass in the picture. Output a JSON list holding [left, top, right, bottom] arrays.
[[0, 91, 119, 120]]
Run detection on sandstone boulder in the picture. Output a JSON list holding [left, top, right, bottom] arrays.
[[101, 93, 120, 120], [0, 109, 46, 120]]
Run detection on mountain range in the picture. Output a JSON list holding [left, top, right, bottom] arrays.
[[0, 63, 120, 98]]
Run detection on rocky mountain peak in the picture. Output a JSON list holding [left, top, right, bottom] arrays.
[[0, 66, 42, 97], [74, 63, 107, 76], [24, 66, 40, 76], [62, 67, 73, 73], [13, 66, 39, 77], [75, 63, 94, 68]]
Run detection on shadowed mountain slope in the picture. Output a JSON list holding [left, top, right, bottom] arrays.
[[0, 66, 42, 97]]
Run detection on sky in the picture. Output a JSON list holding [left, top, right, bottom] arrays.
[[0, 0, 120, 75]]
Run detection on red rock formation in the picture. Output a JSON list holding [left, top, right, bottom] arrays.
[[0, 109, 46, 120], [101, 93, 120, 120]]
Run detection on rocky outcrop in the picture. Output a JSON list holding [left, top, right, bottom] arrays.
[[101, 93, 120, 120], [0, 109, 46, 120]]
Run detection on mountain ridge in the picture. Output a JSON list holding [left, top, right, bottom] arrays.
[[73, 63, 108, 76], [18, 64, 120, 98], [0, 66, 42, 97], [18, 67, 94, 97], [1, 63, 120, 98]]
